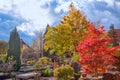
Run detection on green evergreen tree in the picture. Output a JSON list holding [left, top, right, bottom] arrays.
[[7, 27, 21, 70], [108, 24, 120, 71], [108, 24, 119, 47]]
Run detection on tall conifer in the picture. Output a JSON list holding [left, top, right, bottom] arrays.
[[7, 27, 21, 70]]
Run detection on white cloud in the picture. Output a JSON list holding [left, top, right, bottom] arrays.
[[14, 0, 56, 35], [0, 0, 55, 36], [17, 22, 35, 36], [115, 1, 120, 10], [0, 0, 13, 12], [103, 0, 115, 7], [0, 0, 120, 36], [104, 11, 111, 16], [55, 1, 71, 13], [55, 0, 80, 14]]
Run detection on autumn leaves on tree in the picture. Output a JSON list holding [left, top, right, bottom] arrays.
[[44, 4, 88, 58], [44, 3, 120, 75], [76, 23, 120, 74]]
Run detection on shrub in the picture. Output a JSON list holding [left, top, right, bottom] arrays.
[[41, 68, 51, 77], [35, 57, 49, 67], [0, 53, 7, 63], [54, 65, 74, 80], [33, 57, 52, 71], [0, 57, 15, 73], [26, 60, 35, 65]]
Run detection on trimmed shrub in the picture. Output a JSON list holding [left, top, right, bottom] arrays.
[[54, 65, 74, 80]]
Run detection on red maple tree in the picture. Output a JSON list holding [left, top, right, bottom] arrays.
[[76, 23, 120, 75]]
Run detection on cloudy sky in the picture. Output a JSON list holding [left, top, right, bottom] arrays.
[[0, 0, 120, 45]]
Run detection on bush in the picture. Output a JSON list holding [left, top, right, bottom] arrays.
[[54, 65, 74, 80], [0, 53, 7, 63], [34, 57, 49, 67], [41, 68, 51, 77], [0, 57, 15, 73], [33, 57, 52, 72], [27, 60, 35, 65]]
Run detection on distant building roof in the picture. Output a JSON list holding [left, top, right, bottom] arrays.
[[20, 39, 30, 49], [114, 29, 120, 42]]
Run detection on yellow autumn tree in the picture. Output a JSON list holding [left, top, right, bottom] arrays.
[[44, 4, 89, 59]]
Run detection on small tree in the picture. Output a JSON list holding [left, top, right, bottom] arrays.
[[76, 23, 120, 76], [44, 4, 89, 58], [33, 30, 44, 57]]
